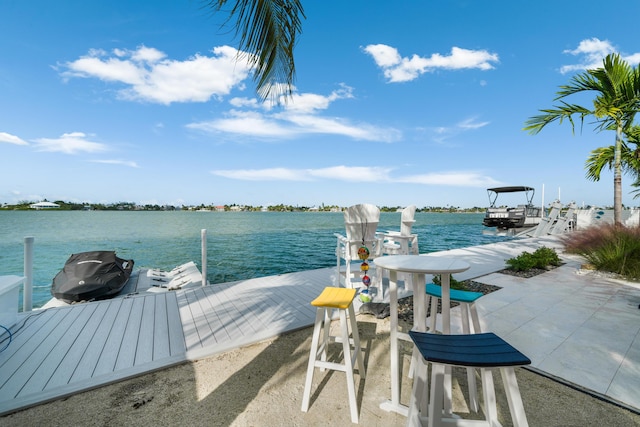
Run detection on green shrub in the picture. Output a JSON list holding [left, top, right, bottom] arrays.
[[562, 224, 640, 280], [506, 251, 537, 271], [505, 246, 561, 272], [531, 246, 561, 267], [432, 274, 466, 290]]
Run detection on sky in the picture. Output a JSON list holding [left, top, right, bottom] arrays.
[[2, 0, 640, 209]]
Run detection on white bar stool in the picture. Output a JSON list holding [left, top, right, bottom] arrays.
[[425, 283, 484, 412], [301, 287, 366, 424], [426, 283, 483, 335], [407, 331, 531, 427]]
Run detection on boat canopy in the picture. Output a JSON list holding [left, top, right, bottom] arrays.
[[487, 186, 535, 207]]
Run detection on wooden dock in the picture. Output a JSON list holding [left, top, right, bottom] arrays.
[[0, 267, 334, 416]]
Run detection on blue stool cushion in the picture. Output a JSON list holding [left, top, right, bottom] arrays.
[[409, 331, 531, 368], [426, 283, 483, 303]]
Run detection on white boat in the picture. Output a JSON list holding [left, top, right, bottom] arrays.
[[482, 186, 542, 236]]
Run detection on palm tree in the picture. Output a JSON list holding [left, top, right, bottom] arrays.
[[586, 132, 640, 199], [206, 0, 305, 102], [524, 53, 640, 225]]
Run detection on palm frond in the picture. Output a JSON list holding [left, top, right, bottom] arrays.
[[585, 142, 640, 181], [555, 72, 602, 99], [208, 0, 305, 102], [585, 146, 616, 181], [523, 102, 592, 134], [631, 179, 640, 199]]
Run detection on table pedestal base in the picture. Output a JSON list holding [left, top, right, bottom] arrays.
[[379, 400, 409, 416]]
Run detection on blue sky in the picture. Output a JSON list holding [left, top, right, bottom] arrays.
[[2, 1, 640, 209]]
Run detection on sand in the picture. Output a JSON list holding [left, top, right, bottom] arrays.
[[3, 314, 640, 427]]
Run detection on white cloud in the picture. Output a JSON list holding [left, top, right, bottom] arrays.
[[457, 117, 490, 130], [309, 166, 393, 182], [363, 44, 499, 83], [564, 38, 613, 58], [212, 166, 392, 182], [362, 44, 402, 68], [560, 38, 616, 73], [560, 38, 640, 74], [626, 53, 640, 65], [229, 97, 262, 109], [426, 117, 490, 144], [190, 110, 296, 138], [90, 159, 140, 168], [396, 171, 500, 187], [212, 168, 314, 181], [211, 165, 498, 187], [0, 132, 28, 145], [282, 84, 355, 114], [188, 86, 401, 142], [281, 113, 400, 141], [61, 45, 253, 104], [33, 132, 109, 154], [152, 122, 165, 135]]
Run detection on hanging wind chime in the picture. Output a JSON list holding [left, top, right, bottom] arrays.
[[358, 222, 372, 303]]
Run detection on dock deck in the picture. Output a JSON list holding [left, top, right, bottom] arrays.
[[1, 235, 639, 416], [0, 267, 332, 415]]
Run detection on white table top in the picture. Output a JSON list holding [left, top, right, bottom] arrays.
[[373, 255, 470, 275]]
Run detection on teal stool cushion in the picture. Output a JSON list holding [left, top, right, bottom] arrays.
[[426, 283, 483, 303]]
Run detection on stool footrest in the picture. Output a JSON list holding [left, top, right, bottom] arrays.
[[315, 360, 349, 373]]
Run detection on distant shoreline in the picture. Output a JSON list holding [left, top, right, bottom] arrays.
[[1, 202, 486, 213]]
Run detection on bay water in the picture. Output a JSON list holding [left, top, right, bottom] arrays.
[[0, 211, 510, 309]]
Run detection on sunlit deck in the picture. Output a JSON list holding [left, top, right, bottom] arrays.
[[1, 235, 639, 417], [0, 267, 333, 416]]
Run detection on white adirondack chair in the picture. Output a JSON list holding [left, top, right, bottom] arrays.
[[531, 200, 562, 237], [335, 204, 381, 288], [550, 202, 577, 234], [378, 205, 419, 255]]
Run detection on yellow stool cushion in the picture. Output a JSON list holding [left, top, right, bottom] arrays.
[[311, 287, 357, 309]]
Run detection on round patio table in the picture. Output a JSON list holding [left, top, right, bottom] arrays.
[[373, 255, 470, 416]]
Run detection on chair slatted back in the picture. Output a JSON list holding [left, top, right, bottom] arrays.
[[344, 204, 380, 258]]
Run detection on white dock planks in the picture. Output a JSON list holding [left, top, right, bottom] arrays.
[[0, 267, 334, 416], [0, 237, 576, 417], [2, 237, 639, 416], [177, 268, 331, 359]]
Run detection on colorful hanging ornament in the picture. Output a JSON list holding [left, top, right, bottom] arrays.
[[358, 225, 372, 302], [358, 245, 370, 260], [360, 287, 371, 303]]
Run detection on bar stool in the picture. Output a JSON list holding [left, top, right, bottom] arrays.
[[425, 283, 484, 411], [426, 283, 483, 335], [301, 287, 366, 423], [407, 331, 531, 427]]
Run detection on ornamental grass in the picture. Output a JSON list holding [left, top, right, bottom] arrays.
[[562, 223, 640, 281]]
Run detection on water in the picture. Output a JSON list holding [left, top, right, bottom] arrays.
[[0, 210, 510, 308]]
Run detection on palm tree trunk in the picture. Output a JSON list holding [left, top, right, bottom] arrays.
[[614, 126, 623, 225]]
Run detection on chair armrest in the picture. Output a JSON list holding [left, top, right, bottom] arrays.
[[381, 233, 416, 242]]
